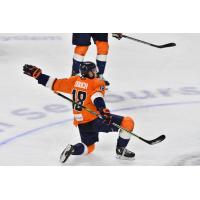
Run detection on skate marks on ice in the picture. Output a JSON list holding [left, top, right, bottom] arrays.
[[168, 152, 200, 166]]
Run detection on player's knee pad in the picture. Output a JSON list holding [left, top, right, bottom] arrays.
[[119, 117, 134, 139], [74, 45, 89, 56], [87, 144, 95, 154], [121, 116, 134, 132], [96, 41, 109, 55]]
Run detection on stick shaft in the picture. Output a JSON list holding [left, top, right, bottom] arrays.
[[56, 92, 165, 145]]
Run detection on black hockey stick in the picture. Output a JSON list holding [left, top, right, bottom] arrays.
[[122, 34, 176, 49], [56, 92, 166, 145]]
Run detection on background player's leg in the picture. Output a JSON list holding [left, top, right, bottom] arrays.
[[96, 41, 109, 75], [72, 46, 89, 75], [95, 41, 110, 85], [72, 33, 91, 75], [93, 34, 110, 85]]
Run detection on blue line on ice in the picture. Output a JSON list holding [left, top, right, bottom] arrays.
[[0, 119, 73, 146], [1, 100, 200, 146], [113, 100, 200, 112]]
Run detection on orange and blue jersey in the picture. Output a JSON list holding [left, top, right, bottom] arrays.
[[37, 74, 106, 126]]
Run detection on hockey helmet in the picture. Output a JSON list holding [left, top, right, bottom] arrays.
[[80, 61, 97, 78]]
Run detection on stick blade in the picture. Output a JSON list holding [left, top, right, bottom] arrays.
[[158, 43, 176, 48], [148, 134, 166, 145]]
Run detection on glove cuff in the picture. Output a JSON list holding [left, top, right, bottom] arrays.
[[33, 68, 42, 79]]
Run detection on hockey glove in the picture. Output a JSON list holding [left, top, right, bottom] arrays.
[[100, 108, 112, 125], [23, 64, 42, 79], [112, 33, 123, 40]]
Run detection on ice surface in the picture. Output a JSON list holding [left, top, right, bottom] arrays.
[[0, 33, 200, 165]]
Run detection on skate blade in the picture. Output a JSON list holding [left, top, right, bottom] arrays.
[[60, 151, 67, 163], [115, 154, 135, 161], [59, 145, 72, 163]]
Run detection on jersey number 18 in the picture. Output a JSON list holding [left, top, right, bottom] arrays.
[[72, 90, 87, 111]]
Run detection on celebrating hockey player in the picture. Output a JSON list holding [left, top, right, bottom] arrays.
[[71, 33, 123, 86], [23, 61, 134, 163]]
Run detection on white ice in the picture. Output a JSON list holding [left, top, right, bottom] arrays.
[[0, 33, 200, 166]]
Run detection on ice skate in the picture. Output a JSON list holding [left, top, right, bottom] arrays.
[[60, 144, 74, 163], [116, 147, 135, 160]]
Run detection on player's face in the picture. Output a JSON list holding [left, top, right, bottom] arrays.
[[88, 68, 97, 78]]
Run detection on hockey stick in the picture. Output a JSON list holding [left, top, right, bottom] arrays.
[[122, 34, 176, 49], [56, 92, 166, 145]]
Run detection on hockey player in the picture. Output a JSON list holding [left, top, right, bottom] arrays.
[[23, 61, 134, 163], [71, 33, 123, 86]]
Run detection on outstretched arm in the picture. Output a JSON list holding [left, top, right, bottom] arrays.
[[23, 64, 57, 89], [23, 64, 74, 93]]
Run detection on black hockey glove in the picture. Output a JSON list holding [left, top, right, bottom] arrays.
[[23, 64, 42, 79], [100, 108, 112, 125], [112, 33, 123, 40]]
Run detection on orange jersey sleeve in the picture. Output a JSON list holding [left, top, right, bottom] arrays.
[[52, 76, 78, 94]]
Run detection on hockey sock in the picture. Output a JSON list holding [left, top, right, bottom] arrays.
[[117, 136, 130, 148], [72, 143, 95, 155], [72, 143, 86, 155], [72, 59, 82, 75], [96, 40, 108, 75], [72, 46, 88, 75], [96, 59, 106, 75]]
